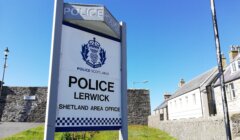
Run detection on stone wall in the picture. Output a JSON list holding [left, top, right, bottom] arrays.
[[128, 89, 151, 125], [148, 114, 240, 140], [0, 87, 151, 125], [231, 113, 240, 138], [0, 87, 47, 122]]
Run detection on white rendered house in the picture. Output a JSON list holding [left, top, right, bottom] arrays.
[[154, 94, 171, 121], [153, 46, 240, 121], [167, 68, 218, 120]]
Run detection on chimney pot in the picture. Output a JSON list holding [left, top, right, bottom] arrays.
[[163, 93, 171, 100], [229, 45, 239, 63], [221, 54, 227, 69], [178, 78, 185, 88]]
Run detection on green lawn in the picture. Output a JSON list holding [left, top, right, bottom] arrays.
[[2, 125, 175, 140]]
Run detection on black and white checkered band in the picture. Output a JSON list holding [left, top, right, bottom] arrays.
[[56, 117, 121, 126]]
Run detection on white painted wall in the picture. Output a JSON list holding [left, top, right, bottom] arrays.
[[168, 88, 203, 120], [154, 108, 162, 115], [214, 79, 240, 116], [163, 107, 168, 121]]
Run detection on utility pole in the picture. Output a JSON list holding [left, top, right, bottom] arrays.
[[210, 0, 232, 139]]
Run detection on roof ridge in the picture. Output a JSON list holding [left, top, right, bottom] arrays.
[[199, 67, 218, 87], [167, 66, 218, 100], [176, 66, 217, 91]]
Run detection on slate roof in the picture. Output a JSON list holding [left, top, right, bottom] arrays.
[[154, 67, 218, 111], [215, 54, 240, 86], [168, 67, 218, 100], [154, 100, 168, 111]]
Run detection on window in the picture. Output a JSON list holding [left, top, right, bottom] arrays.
[[160, 114, 164, 120], [225, 83, 236, 100], [192, 94, 196, 104], [185, 96, 188, 104], [225, 85, 231, 100], [174, 100, 177, 107], [230, 83, 236, 99], [238, 60, 240, 69], [179, 98, 182, 107], [232, 63, 237, 72]]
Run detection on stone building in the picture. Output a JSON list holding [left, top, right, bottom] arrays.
[[166, 68, 218, 120], [149, 46, 240, 139], [153, 93, 171, 121], [128, 89, 151, 125], [153, 68, 218, 120], [155, 67, 218, 120], [153, 45, 240, 120], [214, 46, 240, 116]]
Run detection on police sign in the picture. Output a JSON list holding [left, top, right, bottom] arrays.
[[44, 1, 127, 140], [55, 23, 121, 131]]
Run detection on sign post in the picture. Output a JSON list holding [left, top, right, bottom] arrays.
[[44, 0, 63, 139], [119, 22, 128, 140], [44, 1, 127, 140]]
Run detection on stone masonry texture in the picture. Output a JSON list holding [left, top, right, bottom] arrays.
[[0, 87, 151, 125], [0, 87, 47, 122], [128, 89, 151, 125], [148, 114, 240, 140]]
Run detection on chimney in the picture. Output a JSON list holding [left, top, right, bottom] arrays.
[[221, 54, 227, 69], [178, 78, 185, 88], [229, 45, 240, 63], [163, 93, 171, 100]]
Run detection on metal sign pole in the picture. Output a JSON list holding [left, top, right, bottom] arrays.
[[210, 0, 232, 139], [119, 22, 128, 140], [44, 0, 63, 139]]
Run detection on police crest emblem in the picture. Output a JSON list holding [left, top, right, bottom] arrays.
[[81, 37, 106, 68]]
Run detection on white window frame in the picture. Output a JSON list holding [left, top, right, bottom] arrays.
[[185, 96, 188, 105], [192, 94, 196, 105], [238, 60, 240, 70], [225, 85, 231, 100], [225, 83, 236, 101], [232, 62, 237, 72], [179, 98, 182, 107], [230, 83, 236, 99]]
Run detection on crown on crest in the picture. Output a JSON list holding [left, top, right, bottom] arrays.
[[88, 37, 100, 50]]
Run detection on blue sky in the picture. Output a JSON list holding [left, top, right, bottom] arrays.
[[0, 0, 240, 111]]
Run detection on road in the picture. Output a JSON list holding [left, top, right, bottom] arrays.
[[0, 122, 43, 139]]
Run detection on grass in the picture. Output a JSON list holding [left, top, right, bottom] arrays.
[[1, 125, 63, 140], [2, 125, 175, 140], [92, 125, 175, 140]]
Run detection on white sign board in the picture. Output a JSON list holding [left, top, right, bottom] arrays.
[[63, 3, 120, 37], [24, 95, 36, 101], [55, 23, 121, 132], [45, 3, 127, 139]]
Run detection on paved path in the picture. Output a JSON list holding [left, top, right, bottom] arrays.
[[0, 122, 43, 139]]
